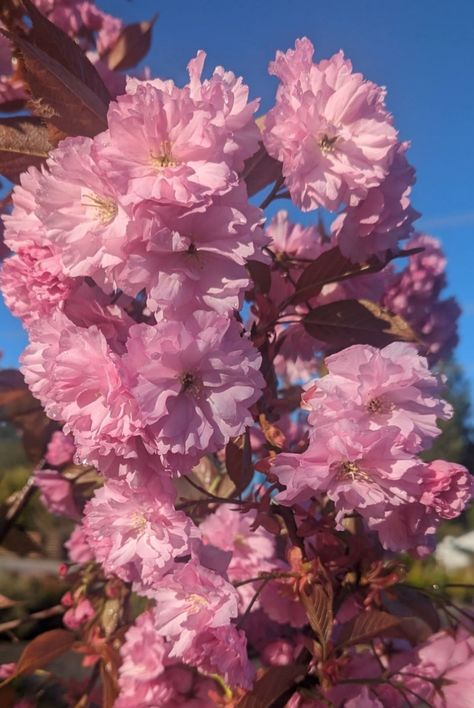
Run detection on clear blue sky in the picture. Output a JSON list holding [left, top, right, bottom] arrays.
[[1, 0, 473, 397]]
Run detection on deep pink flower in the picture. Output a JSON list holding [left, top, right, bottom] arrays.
[[383, 234, 461, 363], [83, 479, 196, 589], [263, 38, 397, 211], [63, 598, 95, 630], [1, 247, 76, 325], [302, 342, 452, 451], [95, 81, 236, 207], [33, 468, 79, 519], [151, 560, 239, 657], [124, 311, 264, 471], [332, 142, 419, 261], [45, 431, 76, 467]]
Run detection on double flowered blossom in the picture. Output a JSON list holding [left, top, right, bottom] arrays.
[[272, 343, 472, 551], [263, 37, 398, 211], [83, 479, 197, 590]]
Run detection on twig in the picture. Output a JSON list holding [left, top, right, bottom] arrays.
[[0, 475, 37, 543], [0, 604, 64, 634]]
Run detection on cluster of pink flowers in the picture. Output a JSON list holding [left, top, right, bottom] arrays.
[[1, 19, 472, 705], [273, 342, 472, 553]]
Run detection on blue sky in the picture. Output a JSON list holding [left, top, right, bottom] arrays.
[[1, 0, 473, 397]]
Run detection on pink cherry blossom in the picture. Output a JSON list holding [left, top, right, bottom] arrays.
[[391, 628, 474, 707], [45, 431, 76, 467], [384, 234, 460, 363], [332, 142, 420, 261], [33, 468, 79, 519], [200, 505, 275, 609], [95, 81, 236, 207], [124, 311, 264, 471], [151, 560, 239, 657], [116, 610, 173, 708], [263, 38, 397, 211], [63, 597, 95, 630], [302, 342, 452, 451], [115, 185, 265, 316], [36, 135, 130, 278], [65, 524, 94, 564], [0, 247, 76, 325], [83, 479, 196, 589], [183, 625, 254, 689]]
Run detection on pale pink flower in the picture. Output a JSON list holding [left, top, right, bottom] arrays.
[[420, 459, 474, 520], [116, 185, 265, 316], [116, 610, 173, 708], [2, 167, 48, 251], [45, 431, 76, 467], [83, 479, 196, 589], [151, 560, 239, 657], [124, 311, 264, 471], [65, 524, 94, 564], [263, 38, 397, 211], [186, 50, 261, 171], [37, 135, 130, 278], [274, 421, 420, 539], [260, 572, 308, 628], [332, 142, 419, 261], [391, 628, 474, 707], [33, 468, 79, 519], [302, 342, 452, 451], [95, 81, 236, 207], [183, 625, 254, 689], [200, 506, 275, 609]]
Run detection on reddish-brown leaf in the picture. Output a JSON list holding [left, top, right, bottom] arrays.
[[0, 116, 51, 182], [246, 259, 272, 295], [225, 429, 253, 495], [104, 16, 157, 71], [237, 665, 306, 708], [337, 609, 402, 648], [1, 629, 75, 684], [384, 585, 441, 634], [22, 0, 110, 105], [292, 247, 381, 305], [241, 142, 282, 197], [5, 32, 109, 137], [303, 299, 417, 349], [300, 581, 333, 659]]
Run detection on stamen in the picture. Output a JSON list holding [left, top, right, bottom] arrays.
[[337, 461, 370, 483], [81, 192, 117, 224], [367, 397, 393, 415], [150, 140, 180, 169], [319, 134, 338, 153]]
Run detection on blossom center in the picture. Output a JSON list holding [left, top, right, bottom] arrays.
[[82, 192, 118, 224], [150, 140, 180, 169], [179, 371, 202, 396], [131, 511, 148, 531], [367, 396, 393, 415], [186, 593, 209, 614], [319, 134, 338, 153], [337, 460, 370, 483]]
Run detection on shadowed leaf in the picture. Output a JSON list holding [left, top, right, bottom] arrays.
[[22, 0, 110, 105], [241, 142, 282, 197], [104, 16, 157, 71], [303, 299, 417, 349], [4, 32, 109, 137], [0, 116, 51, 181], [300, 580, 333, 660], [238, 665, 306, 708], [0, 629, 75, 685], [225, 429, 253, 495], [337, 609, 402, 648]]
